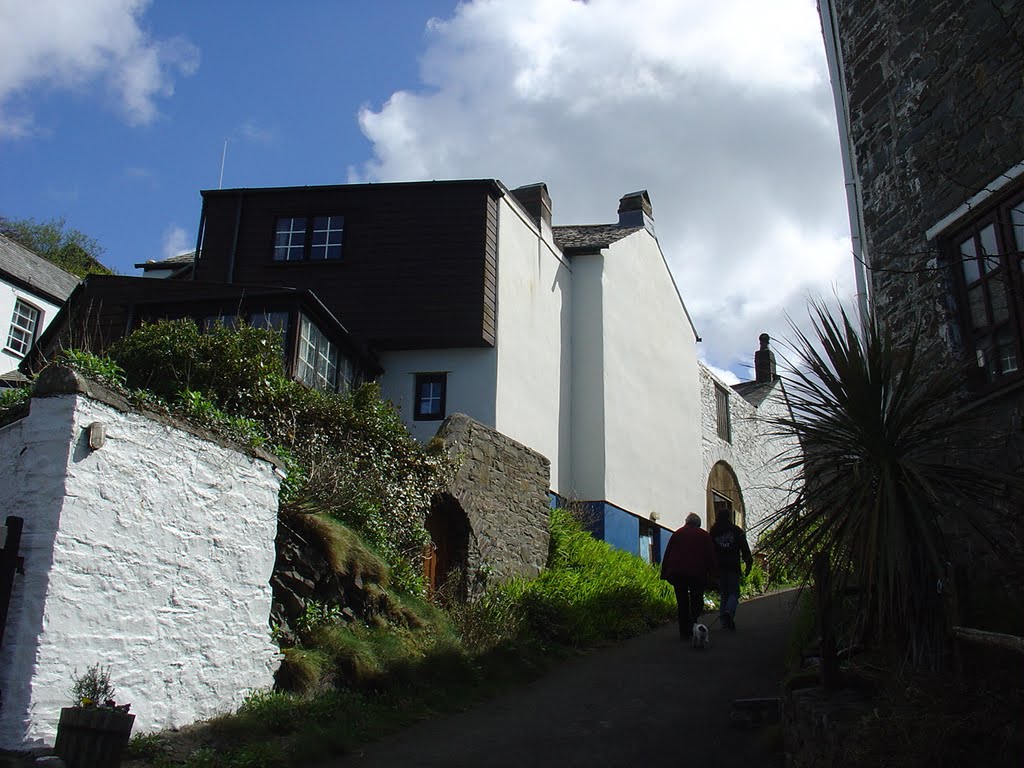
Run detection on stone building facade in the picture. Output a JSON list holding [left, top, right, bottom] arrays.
[[700, 335, 800, 542], [432, 413, 551, 596], [820, 1, 1024, 583]]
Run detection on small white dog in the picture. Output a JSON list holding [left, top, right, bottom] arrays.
[[691, 622, 711, 649]]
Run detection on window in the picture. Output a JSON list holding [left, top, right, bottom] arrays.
[[249, 310, 290, 357], [414, 373, 447, 421], [6, 298, 41, 357], [947, 190, 1024, 390], [715, 383, 731, 442], [273, 215, 343, 261], [274, 217, 307, 261], [639, 519, 657, 564], [296, 315, 338, 392]]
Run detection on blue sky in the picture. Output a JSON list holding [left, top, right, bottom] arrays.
[[0, 0, 854, 380]]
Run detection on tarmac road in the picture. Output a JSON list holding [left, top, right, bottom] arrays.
[[320, 588, 802, 768]]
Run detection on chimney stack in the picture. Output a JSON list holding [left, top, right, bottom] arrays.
[[617, 190, 655, 235], [510, 183, 552, 232], [755, 333, 777, 383]]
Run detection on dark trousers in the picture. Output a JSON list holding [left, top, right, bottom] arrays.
[[719, 570, 741, 618], [672, 577, 706, 638]]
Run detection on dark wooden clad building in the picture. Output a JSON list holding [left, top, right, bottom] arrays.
[[194, 180, 503, 350], [26, 275, 382, 392]]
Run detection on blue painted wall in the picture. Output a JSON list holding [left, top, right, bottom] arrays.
[[549, 494, 675, 564]]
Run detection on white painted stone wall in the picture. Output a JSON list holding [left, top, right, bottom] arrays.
[[0, 379, 281, 751], [699, 363, 801, 539], [572, 231, 703, 530], [0, 280, 62, 374]]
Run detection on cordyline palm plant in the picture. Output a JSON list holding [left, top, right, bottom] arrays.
[[764, 302, 1006, 669]]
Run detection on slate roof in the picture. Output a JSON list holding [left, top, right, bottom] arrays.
[[552, 224, 644, 252], [731, 379, 777, 408], [134, 251, 196, 270], [0, 233, 80, 304]]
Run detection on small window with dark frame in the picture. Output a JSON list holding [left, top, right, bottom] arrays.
[[414, 373, 447, 421], [947, 189, 1024, 390], [715, 383, 731, 442], [6, 298, 41, 357], [273, 215, 344, 261]]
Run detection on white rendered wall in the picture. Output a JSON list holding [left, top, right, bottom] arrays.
[[492, 196, 574, 495], [699, 364, 801, 538], [378, 347, 497, 444], [0, 281, 61, 374], [577, 232, 703, 530], [0, 390, 281, 751], [568, 253, 606, 501]]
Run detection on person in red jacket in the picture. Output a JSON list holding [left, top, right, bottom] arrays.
[[660, 513, 718, 641]]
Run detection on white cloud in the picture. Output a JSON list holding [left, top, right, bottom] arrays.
[[235, 120, 277, 145], [0, 0, 198, 136], [352, 0, 855, 377], [161, 225, 189, 259]]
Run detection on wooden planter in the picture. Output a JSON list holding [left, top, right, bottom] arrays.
[[54, 706, 135, 768]]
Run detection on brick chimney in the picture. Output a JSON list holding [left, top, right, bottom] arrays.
[[617, 190, 655, 235], [755, 333, 777, 383], [510, 183, 552, 232]]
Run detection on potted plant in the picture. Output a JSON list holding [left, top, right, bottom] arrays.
[[54, 664, 135, 768]]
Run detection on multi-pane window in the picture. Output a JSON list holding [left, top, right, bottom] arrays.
[[310, 216, 344, 260], [6, 298, 40, 357], [948, 190, 1024, 389], [715, 383, 731, 442], [274, 217, 307, 261], [414, 373, 447, 421], [296, 315, 338, 392], [273, 215, 343, 261]]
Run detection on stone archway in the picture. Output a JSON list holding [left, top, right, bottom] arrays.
[[705, 461, 745, 530], [424, 493, 470, 600]]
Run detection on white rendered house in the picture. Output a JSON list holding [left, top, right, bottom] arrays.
[[0, 234, 79, 384]]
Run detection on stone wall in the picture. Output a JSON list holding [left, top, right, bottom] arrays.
[[435, 413, 551, 593], [699, 364, 801, 537], [0, 367, 281, 751], [830, 0, 1024, 586], [833, 0, 1024, 344]]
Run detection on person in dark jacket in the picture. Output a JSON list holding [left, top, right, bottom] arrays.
[[660, 513, 718, 641], [710, 508, 753, 630]]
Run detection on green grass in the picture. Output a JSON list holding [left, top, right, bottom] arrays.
[[125, 509, 676, 767]]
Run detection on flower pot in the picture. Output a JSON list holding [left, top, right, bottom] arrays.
[[54, 706, 135, 768]]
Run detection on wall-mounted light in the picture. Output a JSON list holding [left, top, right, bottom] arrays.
[[86, 422, 106, 451]]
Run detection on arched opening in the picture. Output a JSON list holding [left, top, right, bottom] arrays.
[[423, 493, 470, 600], [705, 461, 746, 530]]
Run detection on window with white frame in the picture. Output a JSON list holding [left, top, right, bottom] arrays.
[[310, 216, 344, 260], [273, 217, 307, 261], [273, 215, 344, 261], [296, 314, 338, 392], [6, 298, 41, 357], [945, 188, 1024, 390], [414, 373, 447, 421]]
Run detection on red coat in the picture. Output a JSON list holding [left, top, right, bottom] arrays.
[[660, 523, 717, 585]]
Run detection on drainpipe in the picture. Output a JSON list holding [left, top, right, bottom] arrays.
[[820, 0, 872, 328]]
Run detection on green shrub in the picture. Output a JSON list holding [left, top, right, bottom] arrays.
[[100, 318, 454, 588], [500, 508, 675, 647], [55, 348, 125, 387]]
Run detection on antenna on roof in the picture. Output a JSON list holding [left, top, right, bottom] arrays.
[[218, 139, 228, 189]]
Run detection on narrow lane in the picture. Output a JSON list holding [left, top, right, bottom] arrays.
[[321, 589, 801, 768]]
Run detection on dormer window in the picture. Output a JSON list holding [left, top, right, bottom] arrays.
[[274, 215, 344, 261]]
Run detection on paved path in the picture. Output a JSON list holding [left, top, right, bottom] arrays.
[[320, 589, 801, 768]]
